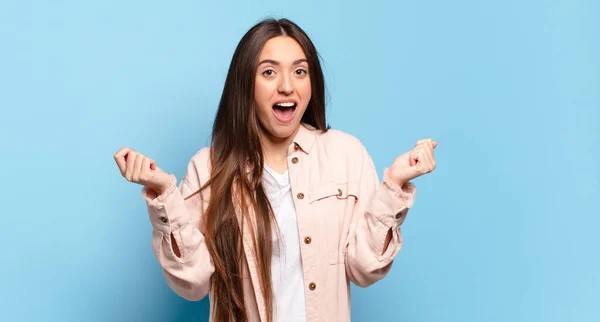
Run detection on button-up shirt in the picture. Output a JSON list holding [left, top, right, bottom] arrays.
[[262, 164, 307, 322], [142, 123, 416, 322]]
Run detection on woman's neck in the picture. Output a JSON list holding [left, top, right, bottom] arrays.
[[260, 127, 300, 174]]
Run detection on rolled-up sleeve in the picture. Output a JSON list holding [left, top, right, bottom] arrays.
[[141, 149, 215, 301], [344, 143, 416, 287]]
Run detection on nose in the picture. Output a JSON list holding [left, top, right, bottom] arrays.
[[277, 74, 294, 95]]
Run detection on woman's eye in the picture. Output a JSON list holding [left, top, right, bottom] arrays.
[[263, 69, 275, 76], [295, 69, 308, 76]]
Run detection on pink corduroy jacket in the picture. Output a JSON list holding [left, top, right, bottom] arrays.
[[142, 123, 416, 322]]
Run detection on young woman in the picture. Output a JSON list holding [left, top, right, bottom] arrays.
[[114, 18, 437, 322]]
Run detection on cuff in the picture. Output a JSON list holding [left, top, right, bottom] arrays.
[[140, 175, 190, 234], [141, 174, 178, 206], [373, 168, 417, 229], [382, 168, 416, 207]]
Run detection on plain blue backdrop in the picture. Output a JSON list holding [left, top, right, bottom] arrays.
[[1, 0, 598, 321]]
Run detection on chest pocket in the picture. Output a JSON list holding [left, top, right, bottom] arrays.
[[310, 182, 360, 264]]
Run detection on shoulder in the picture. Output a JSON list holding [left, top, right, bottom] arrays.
[[182, 147, 212, 189], [315, 128, 369, 157], [310, 127, 378, 185], [313, 128, 375, 179], [190, 146, 212, 166], [190, 147, 211, 170]]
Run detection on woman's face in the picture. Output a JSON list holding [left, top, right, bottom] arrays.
[[254, 36, 311, 141]]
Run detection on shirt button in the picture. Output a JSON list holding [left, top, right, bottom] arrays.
[[297, 193, 304, 200], [304, 236, 312, 244], [160, 216, 168, 223], [337, 188, 343, 196], [308, 282, 316, 291], [294, 143, 300, 150], [291, 157, 299, 164]]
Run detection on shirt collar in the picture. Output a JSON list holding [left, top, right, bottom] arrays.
[[289, 123, 317, 155]]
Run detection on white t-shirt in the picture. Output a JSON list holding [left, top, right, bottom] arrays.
[[262, 165, 307, 322]]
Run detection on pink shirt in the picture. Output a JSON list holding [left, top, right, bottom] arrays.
[[142, 123, 416, 322]]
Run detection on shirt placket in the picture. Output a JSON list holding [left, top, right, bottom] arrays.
[[288, 143, 320, 321]]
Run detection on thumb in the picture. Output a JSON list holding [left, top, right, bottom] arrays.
[[410, 150, 418, 166], [150, 161, 165, 173]]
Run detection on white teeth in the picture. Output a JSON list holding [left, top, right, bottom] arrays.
[[275, 102, 296, 107]]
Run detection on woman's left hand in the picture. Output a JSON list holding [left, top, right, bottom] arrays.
[[388, 138, 438, 186]]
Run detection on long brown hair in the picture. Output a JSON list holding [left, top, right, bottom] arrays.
[[187, 18, 327, 322]]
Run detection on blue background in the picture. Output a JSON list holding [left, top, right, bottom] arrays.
[[1, 0, 598, 321]]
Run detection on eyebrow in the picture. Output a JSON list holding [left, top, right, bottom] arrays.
[[258, 59, 308, 66]]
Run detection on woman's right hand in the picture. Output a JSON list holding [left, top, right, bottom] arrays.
[[113, 147, 173, 195]]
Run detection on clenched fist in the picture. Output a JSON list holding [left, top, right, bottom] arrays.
[[388, 138, 438, 186], [113, 147, 172, 195]]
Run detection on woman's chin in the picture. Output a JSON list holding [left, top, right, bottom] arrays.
[[265, 121, 299, 140]]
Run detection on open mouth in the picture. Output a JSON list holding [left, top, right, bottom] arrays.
[[272, 102, 297, 123]]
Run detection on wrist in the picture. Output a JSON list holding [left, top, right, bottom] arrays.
[[383, 168, 416, 204], [148, 182, 170, 196], [394, 180, 408, 190], [384, 168, 408, 189], [387, 170, 407, 187], [153, 186, 167, 196]]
